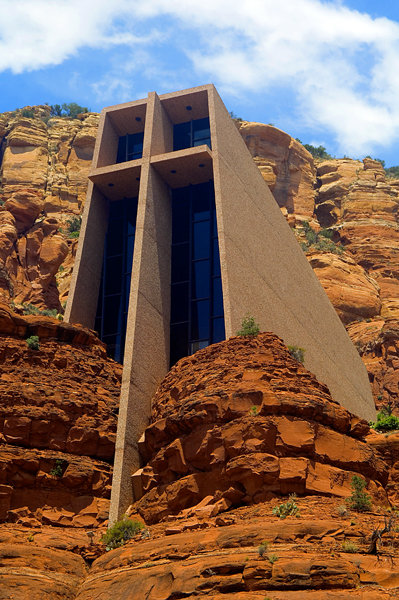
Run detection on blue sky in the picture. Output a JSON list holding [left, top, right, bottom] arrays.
[[1, 0, 399, 166]]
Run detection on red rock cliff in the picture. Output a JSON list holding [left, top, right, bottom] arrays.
[[0, 303, 121, 527]]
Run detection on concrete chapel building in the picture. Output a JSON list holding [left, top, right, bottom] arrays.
[[65, 84, 376, 522]]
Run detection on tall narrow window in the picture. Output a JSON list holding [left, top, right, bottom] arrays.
[[170, 181, 225, 366], [95, 197, 138, 363], [173, 118, 211, 152], [116, 132, 144, 163]]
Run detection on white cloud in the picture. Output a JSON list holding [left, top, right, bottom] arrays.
[[1, 0, 399, 154]]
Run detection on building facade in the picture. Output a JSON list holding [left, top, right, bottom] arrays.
[[65, 84, 376, 522]]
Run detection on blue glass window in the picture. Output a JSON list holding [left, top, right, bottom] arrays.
[[95, 197, 138, 363], [116, 132, 144, 163], [173, 118, 211, 151], [170, 181, 225, 367]]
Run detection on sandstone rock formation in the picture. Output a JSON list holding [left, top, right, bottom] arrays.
[[130, 334, 388, 525], [2, 495, 399, 599], [1, 331, 399, 599], [348, 318, 399, 412], [307, 252, 381, 324], [238, 121, 316, 218], [0, 106, 98, 308], [0, 303, 121, 527], [2, 106, 399, 598], [75, 497, 399, 599]]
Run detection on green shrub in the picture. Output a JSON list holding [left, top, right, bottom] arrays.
[[341, 540, 359, 553], [258, 540, 269, 557], [385, 165, 399, 179], [250, 406, 258, 416], [319, 228, 334, 239], [21, 303, 58, 317], [268, 553, 279, 564], [50, 459, 67, 477], [237, 315, 260, 337], [101, 517, 144, 550], [371, 413, 399, 432], [303, 144, 332, 160], [50, 103, 89, 118], [370, 405, 399, 432], [66, 216, 81, 239], [20, 108, 35, 118], [288, 345, 305, 364], [299, 221, 344, 255], [273, 494, 300, 519], [26, 335, 40, 350], [347, 475, 372, 512]]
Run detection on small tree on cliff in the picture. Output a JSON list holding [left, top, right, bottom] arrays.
[[236, 315, 260, 337], [101, 517, 144, 550], [26, 335, 40, 351], [347, 475, 372, 512]]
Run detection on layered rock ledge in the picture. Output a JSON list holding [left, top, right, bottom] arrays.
[[132, 333, 388, 523], [0, 303, 121, 527]]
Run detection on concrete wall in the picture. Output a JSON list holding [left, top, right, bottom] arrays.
[[96, 114, 120, 169], [64, 182, 108, 327], [148, 92, 173, 156], [208, 86, 375, 422]]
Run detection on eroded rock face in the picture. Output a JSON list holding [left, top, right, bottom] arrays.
[[238, 121, 316, 217], [348, 318, 399, 410], [131, 334, 387, 524], [366, 430, 399, 507], [2, 495, 399, 599], [307, 252, 381, 324], [0, 303, 121, 527], [0, 107, 98, 308], [314, 158, 399, 322], [0, 525, 101, 599]]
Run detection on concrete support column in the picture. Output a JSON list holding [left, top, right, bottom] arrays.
[[64, 182, 109, 328], [108, 93, 172, 524]]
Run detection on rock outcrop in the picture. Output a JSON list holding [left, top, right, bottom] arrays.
[[0, 303, 121, 527], [314, 157, 399, 322], [0, 106, 98, 308], [130, 334, 388, 524], [1, 332, 398, 599], [307, 252, 381, 324], [2, 105, 399, 597], [238, 121, 316, 218], [3, 495, 399, 599]]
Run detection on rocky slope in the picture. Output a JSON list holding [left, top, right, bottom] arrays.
[[0, 303, 121, 527], [1, 334, 399, 599], [131, 333, 387, 524]]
